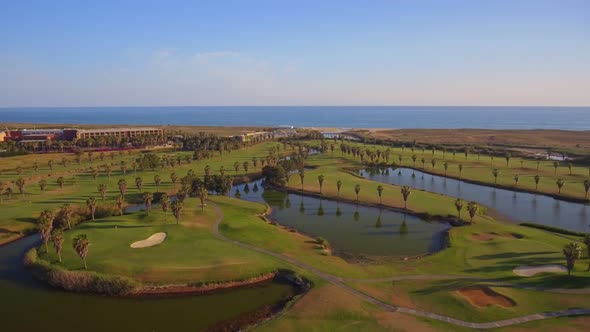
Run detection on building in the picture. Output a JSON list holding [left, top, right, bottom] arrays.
[[75, 127, 163, 139]]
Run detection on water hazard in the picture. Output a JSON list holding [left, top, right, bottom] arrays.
[[362, 167, 589, 233]]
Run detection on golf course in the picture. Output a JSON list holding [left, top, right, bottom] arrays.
[[1, 132, 590, 331]]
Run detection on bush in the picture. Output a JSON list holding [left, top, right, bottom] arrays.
[[24, 248, 140, 296]]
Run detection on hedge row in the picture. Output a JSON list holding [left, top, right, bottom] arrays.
[[24, 248, 140, 296]]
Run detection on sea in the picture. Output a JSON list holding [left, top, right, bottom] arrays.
[[0, 106, 588, 130]]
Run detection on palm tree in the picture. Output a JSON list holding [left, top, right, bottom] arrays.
[[160, 193, 170, 219], [243, 161, 249, 174], [219, 166, 225, 176], [117, 179, 127, 196], [443, 162, 449, 176], [412, 154, 417, 167], [120, 161, 127, 175], [252, 157, 258, 170], [431, 159, 436, 169], [458, 164, 463, 179], [171, 200, 184, 224], [492, 168, 500, 185], [38, 210, 54, 253], [198, 186, 208, 211], [354, 184, 361, 202], [563, 242, 582, 275], [0, 181, 4, 204], [513, 174, 519, 187], [105, 165, 113, 181], [454, 198, 464, 219], [505, 154, 510, 167], [170, 172, 178, 190], [57, 177, 65, 190], [72, 234, 90, 269], [90, 167, 99, 182], [336, 180, 342, 197], [116, 195, 125, 216], [135, 177, 143, 192], [86, 197, 98, 220], [583, 235, 590, 271], [48, 159, 54, 171], [142, 192, 153, 215], [556, 178, 565, 194], [421, 158, 426, 169], [398, 155, 403, 166], [154, 175, 161, 190], [233, 161, 240, 174], [400, 185, 411, 209], [299, 169, 305, 190], [317, 175, 325, 194], [534, 175, 541, 190], [377, 185, 384, 204], [60, 204, 74, 230], [39, 179, 47, 192], [51, 229, 64, 263], [568, 162, 573, 175], [584, 179, 590, 199], [467, 201, 478, 223], [131, 161, 138, 175], [553, 161, 559, 175], [15, 177, 25, 199]]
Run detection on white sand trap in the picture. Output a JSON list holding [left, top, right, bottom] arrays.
[[513, 264, 567, 277], [130, 232, 167, 248]]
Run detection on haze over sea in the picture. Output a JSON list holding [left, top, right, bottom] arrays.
[[0, 106, 588, 130]]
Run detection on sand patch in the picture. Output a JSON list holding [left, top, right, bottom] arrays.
[[456, 286, 516, 308], [472, 232, 522, 241], [513, 264, 567, 277], [130, 232, 167, 248]]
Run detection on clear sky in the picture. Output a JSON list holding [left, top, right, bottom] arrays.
[[1, 0, 589, 107]]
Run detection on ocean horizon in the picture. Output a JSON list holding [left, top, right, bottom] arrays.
[[0, 106, 588, 130]]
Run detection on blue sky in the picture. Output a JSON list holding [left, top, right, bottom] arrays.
[[0, 0, 588, 106]]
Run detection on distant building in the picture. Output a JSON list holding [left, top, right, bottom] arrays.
[[0, 127, 163, 142], [75, 127, 164, 139]]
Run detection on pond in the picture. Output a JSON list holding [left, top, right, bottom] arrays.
[[0, 235, 297, 331], [233, 179, 450, 259], [362, 167, 589, 233]]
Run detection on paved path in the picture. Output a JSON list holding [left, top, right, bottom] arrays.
[[210, 203, 590, 329]]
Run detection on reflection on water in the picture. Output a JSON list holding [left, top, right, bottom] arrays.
[[234, 180, 449, 257], [0, 235, 296, 332], [363, 167, 590, 232]]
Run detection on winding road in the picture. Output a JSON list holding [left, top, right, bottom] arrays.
[[210, 203, 590, 330]]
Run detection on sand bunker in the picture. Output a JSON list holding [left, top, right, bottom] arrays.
[[130, 232, 167, 248], [513, 264, 567, 277], [471, 232, 522, 241], [457, 286, 516, 308]]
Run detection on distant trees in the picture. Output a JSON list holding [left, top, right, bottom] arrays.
[[73, 234, 90, 269], [563, 242, 582, 275]]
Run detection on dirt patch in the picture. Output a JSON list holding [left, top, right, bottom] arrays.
[[457, 286, 516, 308], [472, 232, 523, 241]]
